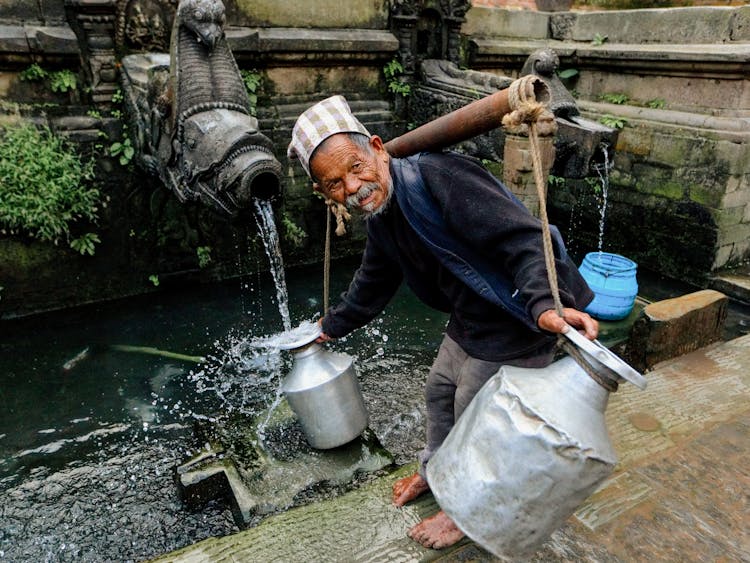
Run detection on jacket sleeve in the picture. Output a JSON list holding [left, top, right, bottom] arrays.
[[420, 153, 593, 324], [321, 234, 404, 339]]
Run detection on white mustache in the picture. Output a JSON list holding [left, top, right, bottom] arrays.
[[346, 183, 378, 209]]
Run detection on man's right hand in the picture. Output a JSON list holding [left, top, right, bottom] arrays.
[[316, 317, 333, 343]]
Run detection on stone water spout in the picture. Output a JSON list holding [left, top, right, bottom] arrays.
[[521, 48, 619, 179], [119, 0, 283, 219]]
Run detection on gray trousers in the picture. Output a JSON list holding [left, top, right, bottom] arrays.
[[418, 334, 555, 478]]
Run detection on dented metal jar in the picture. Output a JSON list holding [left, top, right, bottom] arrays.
[[282, 341, 369, 450], [426, 326, 646, 559]]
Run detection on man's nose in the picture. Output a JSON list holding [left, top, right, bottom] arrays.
[[343, 174, 361, 194]]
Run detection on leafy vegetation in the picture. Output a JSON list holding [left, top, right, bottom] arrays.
[[196, 245, 212, 268], [109, 136, 135, 166], [241, 69, 262, 116], [548, 175, 567, 189], [599, 114, 627, 129], [49, 70, 78, 93], [384, 59, 411, 97], [647, 98, 666, 109], [281, 213, 307, 248], [600, 92, 630, 105], [70, 232, 101, 256], [557, 68, 579, 80], [591, 33, 608, 46], [19, 64, 78, 95], [149, 274, 160, 287], [0, 123, 100, 254], [585, 176, 603, 194], [19, 63, 48, 82]]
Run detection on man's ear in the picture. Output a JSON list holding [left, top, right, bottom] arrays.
[[369, 135, 389, 161]]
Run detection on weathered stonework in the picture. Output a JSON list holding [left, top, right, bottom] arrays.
[[465, 5, 750, 280], [624, 289, 728, 372]]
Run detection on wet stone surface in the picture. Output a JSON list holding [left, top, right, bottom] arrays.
[[0, 429, 238, 563]]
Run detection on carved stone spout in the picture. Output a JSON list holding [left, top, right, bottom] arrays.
[[521, 48, 619, 178], [119, 0, 282, 219]]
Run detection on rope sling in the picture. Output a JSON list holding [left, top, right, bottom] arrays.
[[321, 75, 618, 391]]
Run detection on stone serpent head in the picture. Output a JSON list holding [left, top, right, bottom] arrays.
[[178, 0, 226, 51]]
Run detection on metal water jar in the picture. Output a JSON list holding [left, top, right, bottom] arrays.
[[282, 342, 369, 450], [426, 327, 646, 559]]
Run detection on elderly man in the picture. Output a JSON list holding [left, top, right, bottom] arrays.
[[287, 95, 598, 549]]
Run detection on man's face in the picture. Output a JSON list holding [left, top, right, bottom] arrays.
[[310, 134, 392, 217]]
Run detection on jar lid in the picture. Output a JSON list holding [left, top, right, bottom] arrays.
[[562, 324, 647, 390]]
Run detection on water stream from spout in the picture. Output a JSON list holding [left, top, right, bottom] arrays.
[[253, 199, 292, 332], [593, 143, 611, 254]]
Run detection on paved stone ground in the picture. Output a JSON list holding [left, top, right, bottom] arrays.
[[150, 332, 750, 563]]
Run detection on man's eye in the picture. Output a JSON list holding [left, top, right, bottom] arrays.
[[351, 162, 362, 172]]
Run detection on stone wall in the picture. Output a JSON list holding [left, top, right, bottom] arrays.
[[0, 0, 401, 318], [2, 1, 749, 317], [463, 5, 750, 282]]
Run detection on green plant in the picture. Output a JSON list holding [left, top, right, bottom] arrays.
[[111, 89, 124, 104], [87, 109, 102, 119], [599, 114, 627, 129], [600, 93, 629, 105], [196, 245, 212, 268], [0, 123, 100, 253], [647, 98, 666, 109], [70, 232, 101, 256], [585, 176, 603, 194], [49, 70, 77, 93], [109, 136, 135, 166], [383, 59, 411, 98], [149, 274, 160, 287], [557, 68, 579, 80], [281, 213, 307, 248], [19, 63, 48, 82], [592, 33, 608, 46], [240, 70, 262, 116], [548, 175, 567, 189]]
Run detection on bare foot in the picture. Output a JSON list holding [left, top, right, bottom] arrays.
[[392, 472, 430, 507], [408, 510, 465, 550]]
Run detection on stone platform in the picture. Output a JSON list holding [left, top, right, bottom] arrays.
[[151, 333, 750, 562]]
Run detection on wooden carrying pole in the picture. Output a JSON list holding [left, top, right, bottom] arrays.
[[383, 76, 550, 158]]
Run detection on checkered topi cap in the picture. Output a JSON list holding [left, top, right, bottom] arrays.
[[287, 95, 370, 178]]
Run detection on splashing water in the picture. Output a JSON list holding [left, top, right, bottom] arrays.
[[253, 199, 292, 331]]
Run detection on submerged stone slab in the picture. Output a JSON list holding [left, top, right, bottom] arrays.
[[625, 289, 728, 372]]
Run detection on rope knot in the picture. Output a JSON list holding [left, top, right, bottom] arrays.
[[325, 198, 351, 236], [503, 76, 558, 137]]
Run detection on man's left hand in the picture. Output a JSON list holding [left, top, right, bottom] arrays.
[[538, 308, 598, 340]]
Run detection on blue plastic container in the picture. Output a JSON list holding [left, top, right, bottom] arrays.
[[578, 252, 638, 321]]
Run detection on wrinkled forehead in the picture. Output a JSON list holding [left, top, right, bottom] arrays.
[[310, 133, 368, 179]]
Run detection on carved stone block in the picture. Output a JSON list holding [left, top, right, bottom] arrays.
[[625, 289, 728, 372]]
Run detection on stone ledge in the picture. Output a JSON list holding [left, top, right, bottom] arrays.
[[227, 27, 398, 63], [554, 6, 749, 44], [710, 267, 750, 304], [0, 23, 78, 61], [578, 102, 750, 141], [470, 39, 750, 70]]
